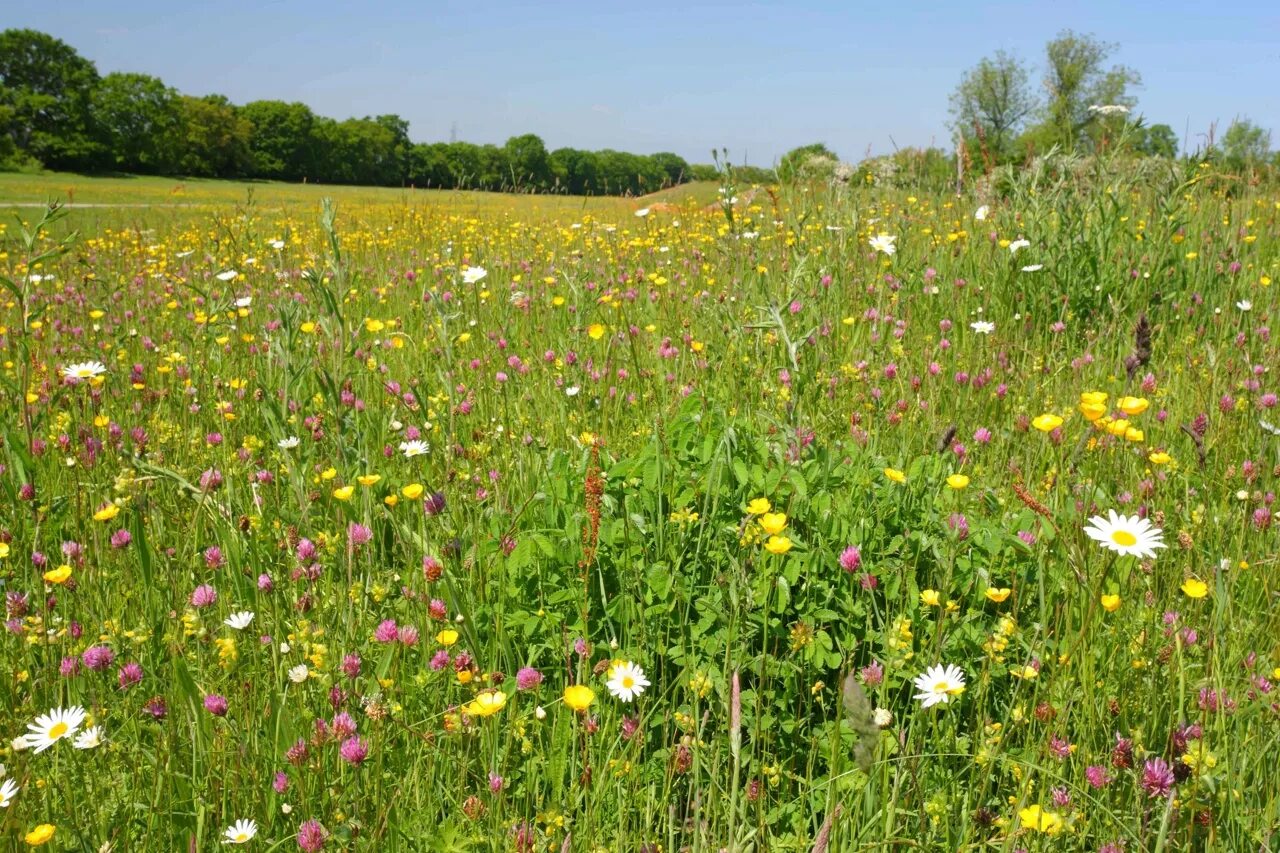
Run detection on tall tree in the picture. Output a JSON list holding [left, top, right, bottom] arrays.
[[94, 72, 183, 173], [1220, 119, 1272, 169], [241, 100, 316, 180], [0, 28, 103, 169], [503, 134, 551, 190], [949, 51, 1035, 160], [1039, 30, 1140, 151], [179, 94, 253, 177]]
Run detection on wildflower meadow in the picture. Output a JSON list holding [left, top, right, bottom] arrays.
[[1, 156, 1279, 852]]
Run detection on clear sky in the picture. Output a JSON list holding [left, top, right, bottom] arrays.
[[7, 0, 1278, 165]]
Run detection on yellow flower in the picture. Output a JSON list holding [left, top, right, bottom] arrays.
[[563, 684, 595, 712], [1079, 400, 1107, 421], [984, 587, 1011, 603], [464, 691, 507, 718], [1031, 414, 1063, 432], [436, 629, 459, 646], [357, 474, 382, 487], [383, 495, 399, 507], [43, 565, 73, 585], [1101, 594, 1122, 612], [764, 535, 792, 555], [1124, 427, 1144, 443], [1019, 805, 1063, 835], [1105, 418, 1131, 436], [1118, 396, 1149, 416], [759, 512, 787, 535], [920, 589, 941, 607], [0, 542, 8, 559], [883, 467, 906, 484], [587, 323, 606, 340], [402, 483, 424, 500], [1148, 451, 1171, 465], [746, 498, 771, 515], [1180, 578, 1209, 599], [332, 485, 355, 501], [25, 825, 56, 846], [93, 503, 120, 522], [945, 474, 970, 490]]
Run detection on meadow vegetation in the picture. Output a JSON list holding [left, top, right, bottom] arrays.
[[0, 153, 1278, 852]]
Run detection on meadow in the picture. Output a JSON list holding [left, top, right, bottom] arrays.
[[0, 160, 1278, 852]]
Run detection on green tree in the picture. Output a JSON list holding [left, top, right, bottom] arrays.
[[1129, 122, 1178, 158], [178, 95, 253, 177], [648, 152, 691, 187], [948, 51, 1035, 160], [0, 28, 103, 169], [94, 72, 183, 173], [407, 142, 453, 188], [1220, 119, 1272, 170], [777, 143, 838, 183], [241, 100, 316, 180], [1037, 30, 1140, 152], [503, 134, 551, 190], [549, 147, 600, 194]]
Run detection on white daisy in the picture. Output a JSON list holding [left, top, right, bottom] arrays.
[[974, 205, 990, 221], [399, 440, 430, 458], [216, 270, 239, 282], [288, 664, 310, 684], [1083, 510, 1166, 558], [634, 207, 650, 217], [1021, 264, 1044, 273], [269, 239, 285, 250], [1008, 239, 1031, 255], [224, 611, 255, 631], [970, 320, 996, 335], [175, 250, 194, 258], [235, 296, 252, 309], [461, 266, 487, 284], [223, 819, 258, 844], [61, 361, 107, 381], [606, 661, 650, 703], [25, 706, 87, 753], [565, 386, 580, 397], [73, 726, 103, 750], [277, 436, 300, 450], [912, 663, 966, 708], [0, 777, 18, 808], [868, 233, 897, 256], [1237, 300, 1252, 312]]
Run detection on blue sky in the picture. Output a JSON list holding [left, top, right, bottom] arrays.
[[8, 0, 1278, 164]]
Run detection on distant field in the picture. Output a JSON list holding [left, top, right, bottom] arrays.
[[0, 171, 725, 215]]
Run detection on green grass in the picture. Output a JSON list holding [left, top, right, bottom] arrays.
[[0, 161, 1278, 851]]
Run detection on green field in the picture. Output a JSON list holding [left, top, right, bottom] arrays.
[[1, 164, 1278, 851]]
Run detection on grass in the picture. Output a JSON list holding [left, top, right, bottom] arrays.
[[0, 162, 1277, 851]]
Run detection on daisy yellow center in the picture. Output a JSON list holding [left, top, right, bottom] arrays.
[[49, 721, 68, 739], [1111, 530, 1137, 547], [235, 833, 249, 842], [934, 681, 950, 693], [622, 676, 635, 688]]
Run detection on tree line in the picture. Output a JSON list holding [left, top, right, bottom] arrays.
[[0, 29, 716, 195], [947, 29, 1274, 171]]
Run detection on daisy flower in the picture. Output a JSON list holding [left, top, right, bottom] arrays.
[[278, 436, 300, 450], [0, 777, 18, 808], [974, 205, 989, 221], [868, 233, 897, 255], [223, 819, 258, 844], [969, 320, 995, 334], [399, 440, 430, 458], [216, 270, 239, 282], [25, 706, 87, 753], [912, 663, 966, 708], [606, 661, 651, 703], [1083, 510, 1166, 559], [73, 727, 103, 750], [61, 361, 107, 381], [224, 611, 255, 631], [1008, 238, 1031, 254], [461, 266, 487, 284]]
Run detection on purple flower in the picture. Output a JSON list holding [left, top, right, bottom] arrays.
[[143, 696, 167, 719], [860, 660, 884, 687], [203, 694, 229, 716], [374, 619, 399, 643], [1141, 758, 1176, 798], [347, 522, 372, 548], [429, 649, 450, 670], [82, 645, 115, 671], [297, 819, 327, 852], [488, 771, 504, 792], [204, 546, 225, 569], [118, 661, 143, 689], [1085, 765, 1112, 789], [838, 545, 862, 573], [109, 529, 132, 549], [257, 573, 274, 591], [274, 771, 289, 793], [515, 667, 543, 691], [60, 656, 81, 678], [339, 735, 368, 765], [341, 654, 362, 679], [190, 584, 217, 608], [330, 712, 357, 740]]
